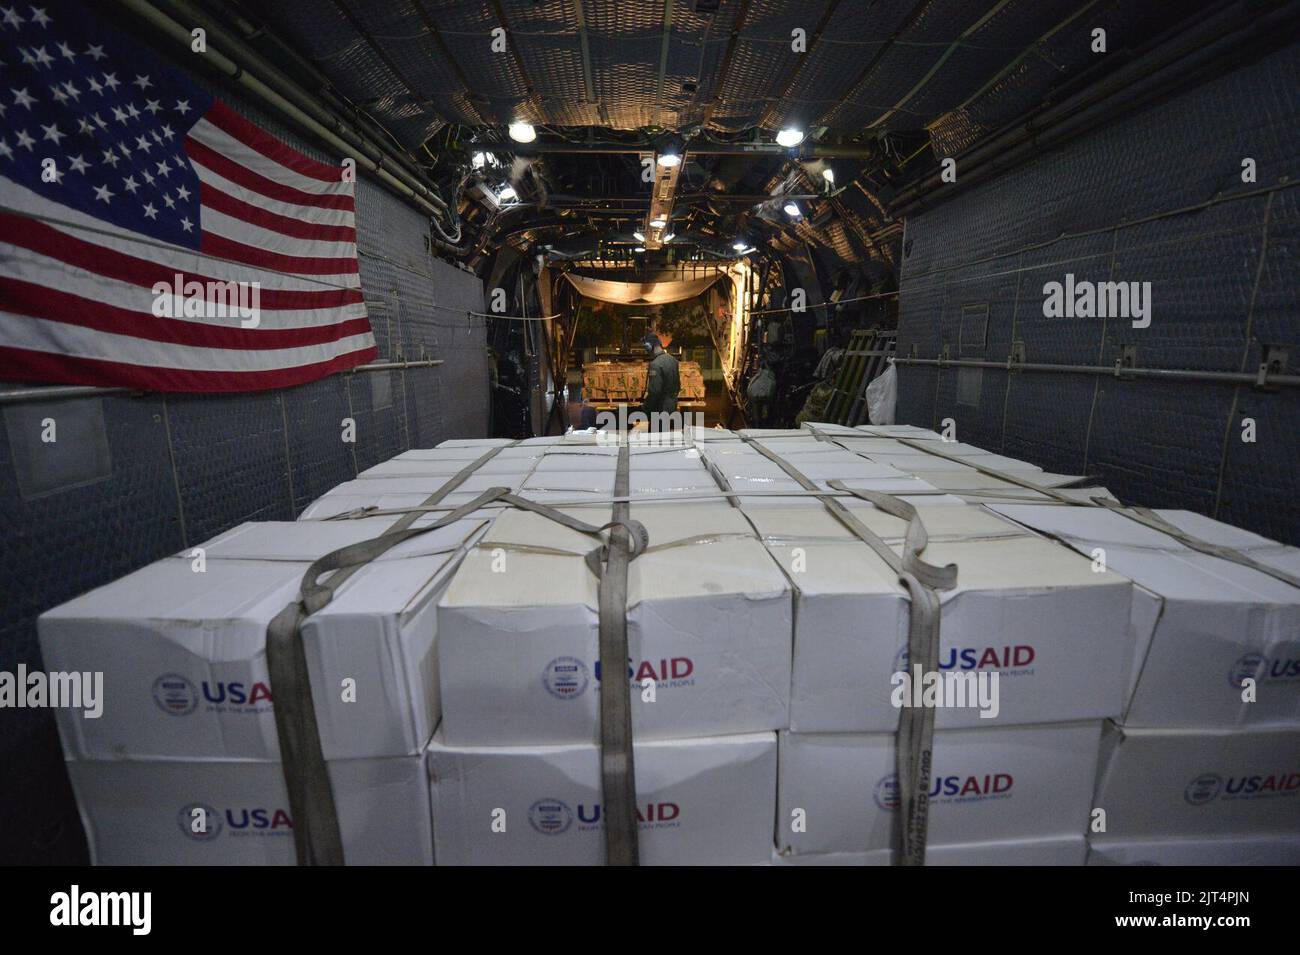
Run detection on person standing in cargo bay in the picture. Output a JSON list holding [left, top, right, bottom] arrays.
[[641, 333, 680, 427]]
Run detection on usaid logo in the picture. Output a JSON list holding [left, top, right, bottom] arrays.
[[542, 657, 589, 700], [528, 798, 574, 835], [1184, 773, 1222, 806], [893, 644, 1035, 672], [1229, 652, 1300, 687], [874, 774, 900, 811], [152, 674, 198, 716], [177, 803, 223, 841]]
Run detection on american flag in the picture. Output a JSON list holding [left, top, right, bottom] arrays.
[[0, 0, 376, 391]]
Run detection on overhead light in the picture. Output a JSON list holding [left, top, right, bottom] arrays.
[[663, 233, 675, 243], [783, 201, 801, 218], [732, 240, 747, 252], [498, 185, 517, 201], [649, 217, 667, 228], [776, 127, 805, 147], [655, 132, 685, 168], [633, 231, 646, 242], [507, 123, 536, 143], [822, 167, 835, 185], [634, 246, 646, 253], [471, 151, 489, 169]]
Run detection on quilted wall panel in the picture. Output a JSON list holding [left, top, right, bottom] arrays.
[[897, 40, 1300, 546]]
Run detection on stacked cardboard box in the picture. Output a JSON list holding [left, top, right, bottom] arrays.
[[39, 511, 494, 864], [39, 422, 1299, 866], [427, 431, 784, 865], [983, 503, 1300, 865], [691, 424, 1137, 865]]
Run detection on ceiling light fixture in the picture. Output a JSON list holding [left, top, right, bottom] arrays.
[[507, 123, 536, 143], [663, 233, 676, 243], [498, 185, 517, 201], [634, 246, 646, 253], [783, 201, 801, 218], [822, 167, 835, 185], [633, 231, 646, 242], [732, 240, 747, 252], [649, 217, 668, 228], [655, 132, 685, 168], [776, 127, 805, 148]]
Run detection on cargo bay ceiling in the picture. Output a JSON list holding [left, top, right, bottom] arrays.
[[177, 0, 1219, 283]]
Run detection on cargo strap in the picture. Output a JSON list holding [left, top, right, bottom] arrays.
[[1090, 498, 1300, 590], [736, 436, 956, 866], [891, 436, 1089, 504], [888, 436, 1300, 590], [265, 444, 514, 866], [267, 442, 650, 866], [599, 441, 640, 865]]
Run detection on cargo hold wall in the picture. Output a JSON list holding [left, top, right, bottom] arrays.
[[894, 39, 1300, 545], [0, 64, 489, 863]]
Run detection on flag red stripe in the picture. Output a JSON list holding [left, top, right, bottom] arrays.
[[204, 102, 345, 183], [200, 180, 358, 243], [0, 213, 364, 309], [185, 136, 355, 211], [0, 343, 379, 393], [2, 278, 374, 350], [200, 232, 360, 276]]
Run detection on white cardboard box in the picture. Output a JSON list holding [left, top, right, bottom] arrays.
[[436, 502, 792, 745], [1087, 835, 1300, 865], [1093, 722, 1300, 840], [990, 504, 1300, 727], [427, 731, 776, 865], [777, 722, 1102, 856], [39, 516, 487, 761], [754, 512, 1132, 730], [69, 753, 432, 865], [772, 835, 1087, 866]]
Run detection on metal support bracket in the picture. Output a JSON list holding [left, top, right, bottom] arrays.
[[1008, 341, 1026, 371], [1114, 344, 1138, 378], [1256, 345, 1289, 391]]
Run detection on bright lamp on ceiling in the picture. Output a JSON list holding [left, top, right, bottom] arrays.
[[776, 127, 805, 147], [507, 123, 536, 143]]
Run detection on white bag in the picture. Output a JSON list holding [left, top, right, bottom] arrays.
[[747, 367, 776, 400], [865, 363, 897, 425]]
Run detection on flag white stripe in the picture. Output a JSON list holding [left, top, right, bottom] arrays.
[[200, 204, 360, 260], [0, 312, 376, 373], [1, 179, 364, 291], [193, 161, 356, 229], [189, 118, 354, 196], [2, 242, 370, 330]]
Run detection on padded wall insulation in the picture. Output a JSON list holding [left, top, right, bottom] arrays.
[[895, 40, 1300, 545]]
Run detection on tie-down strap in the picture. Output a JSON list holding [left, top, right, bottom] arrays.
[[885, 435, 1300, 591], [735, 436, 956, 866], [267, 442, 648, 866]]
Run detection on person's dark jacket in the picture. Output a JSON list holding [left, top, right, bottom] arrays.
[[643, 351, 680, 416]]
